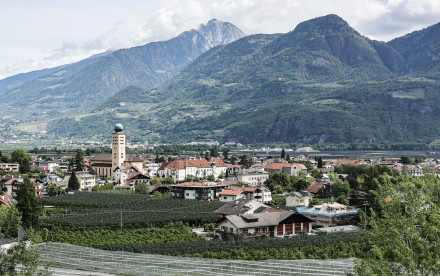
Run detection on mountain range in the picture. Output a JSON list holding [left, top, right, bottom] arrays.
[[0, 19, 244, 120], [2, 15, 440, 145]]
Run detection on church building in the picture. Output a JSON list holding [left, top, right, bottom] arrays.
[[90, 124, 144, 179]]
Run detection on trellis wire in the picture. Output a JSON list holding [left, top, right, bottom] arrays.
[[36, 242, 355, 275]]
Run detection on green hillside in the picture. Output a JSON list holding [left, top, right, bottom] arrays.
[[43, 15, 440, 144], [0, 19, 244, 122]]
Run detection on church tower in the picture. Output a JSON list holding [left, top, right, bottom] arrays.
[[111, 123, 126, 177]]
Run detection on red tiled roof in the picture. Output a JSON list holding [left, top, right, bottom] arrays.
[[265, 163, 292, 170], [175, 181, 222, 187], [219, 189, 243, 196], [126, 172, 141, 180], [165, 158, 212, 170], [0, 194, 11, 207], [229, 187, 258, 192], [91, 154, 112, 161], [175, 182, 208, 187], [159, 162, 170, 170], [305, 182, 324, 194], [262, 207, 283, 213], [210, 158, 227, 167], [333, 159, 360, 166]]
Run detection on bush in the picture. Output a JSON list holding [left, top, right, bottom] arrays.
[[135, 183, 149, 194]]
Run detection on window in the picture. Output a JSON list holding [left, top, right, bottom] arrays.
[[223, 197, 227, 200]]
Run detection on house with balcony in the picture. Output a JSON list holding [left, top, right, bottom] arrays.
[[171, 181, 231, 200], [0, 163, 19, 173], [219, 187, 272, 204], [218, 211, 314, 238]]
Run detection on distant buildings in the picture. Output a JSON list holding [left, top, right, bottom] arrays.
[[0, 163, 19, 173]]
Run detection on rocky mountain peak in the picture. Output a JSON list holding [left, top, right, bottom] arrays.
[[293, 14, 358, 37], [197, 18, 245, 47]]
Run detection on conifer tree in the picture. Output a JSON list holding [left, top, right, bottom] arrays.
[[74, 149, 84, 171], [68, 171, 80, 191], [15, 176, 41, 229]]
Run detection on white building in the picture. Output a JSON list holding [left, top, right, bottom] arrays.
[[218, 187, 272, 204], [159, 158, 228, 181], [286, 191, 313, 207]]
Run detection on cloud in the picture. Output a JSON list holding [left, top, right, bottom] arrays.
[[132, 0, 211, 45], [356, 0, 440, 41], [1, 0, 439, 79]]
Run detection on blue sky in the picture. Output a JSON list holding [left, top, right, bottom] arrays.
[[1, 0, 439, 79]]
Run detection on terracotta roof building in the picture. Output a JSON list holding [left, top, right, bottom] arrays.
[[264, 163, 307, 176], [158, 158, 228, 181]]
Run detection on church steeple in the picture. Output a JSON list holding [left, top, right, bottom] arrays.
[[111, 123, 126, 178]]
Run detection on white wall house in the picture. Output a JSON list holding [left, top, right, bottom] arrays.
[[286, 191, 313, 207]]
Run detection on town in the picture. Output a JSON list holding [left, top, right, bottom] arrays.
[[1, 124, 436, 245]]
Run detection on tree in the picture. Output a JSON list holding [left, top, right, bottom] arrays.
[[135, 183, 149, 194], [11, 149, 32, 174], [85, 148, 92, 156], [74, 149, 84, 171], [399, 155, 415, 165], [281, 149, 286, 159], [330, 180, 351, 198], [0, 205, 21, 238], [222, 150, 229, 159], [207, 175, 215, 181], [162, 176, 174, 185], [265, 172, 290, 192], [317, 156, 324, 168], [30, 164, 43, 174], [238, 154, 254, 169], [230, 155, 238, 165], [210, 147, 219, 158], [293, 178, 310, 191], [356, 174, 440, 275], [68, 171, 80, 191], [0, 151, 11, 163], [151, 177, 161, 185], [15, 176, 41, 229], [311, 168, 323, 179], [0, 238, 52, 275], [46, 183, 63, 196], [286, 154, 291, 162]]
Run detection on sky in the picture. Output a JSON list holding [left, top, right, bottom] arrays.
[[1, 0, 439, 79]]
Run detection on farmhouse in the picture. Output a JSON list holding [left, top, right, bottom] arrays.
[[218, 211, 314, 237], [215, 199, 277, 218]]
